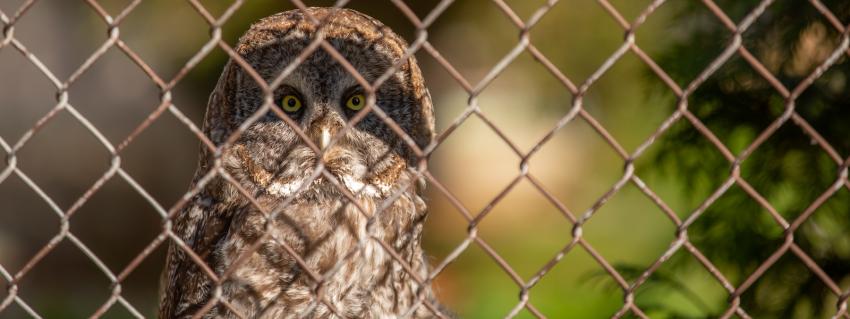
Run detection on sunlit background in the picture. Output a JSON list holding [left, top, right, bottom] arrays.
[[2, 1, 849, 318]]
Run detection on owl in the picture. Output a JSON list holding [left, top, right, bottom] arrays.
[[158, 7, 447, 319]]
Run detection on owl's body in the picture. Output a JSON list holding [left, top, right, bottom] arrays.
[[159, 8, 442, 318]]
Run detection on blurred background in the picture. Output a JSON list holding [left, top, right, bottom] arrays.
[[1, 0, 849, 318]]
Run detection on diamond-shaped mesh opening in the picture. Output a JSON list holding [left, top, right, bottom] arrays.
[[534, 117, 627, 214], [68, 47, 162, 142], [582, 183, 677, 278], [9, 0, 109, 79], [684, 57, 787, 149], [119, 100, 201, 205], [14, 110, 112, 209], [524, 112, 590, 202], [474, 179, 573, 278], [738, 123, 840, 220], [421, 1, 523, 86], [115, 1, 221, 79], [1, 1, 848, 318], [632, 118, 731, 219], [647, 2, 740, 86], [430, 114, 521, 213], [631, 249, 731, 318], [70, 176, 162, 271], [474, 51, 577, 140], [687, 183, 789, 286], [529, 0, 628, 82], [579, 51, 680, 152], [16, 240, 114, 318]]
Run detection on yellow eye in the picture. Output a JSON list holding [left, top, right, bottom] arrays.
[[280, 95, 302, 113], [345, 94, 366, 111]]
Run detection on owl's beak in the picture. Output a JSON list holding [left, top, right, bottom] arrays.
[[309, 108, 342, 151], [320, 127, 331, 150]]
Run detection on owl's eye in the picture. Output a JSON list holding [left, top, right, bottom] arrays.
[[280, 95, 302, 113], [345, 94, 366, 111]]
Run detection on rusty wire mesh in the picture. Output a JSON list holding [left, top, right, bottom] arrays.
[[1, 0, 849, 318]]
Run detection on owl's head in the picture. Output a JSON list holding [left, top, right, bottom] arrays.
[[202, 7, 435, 199]]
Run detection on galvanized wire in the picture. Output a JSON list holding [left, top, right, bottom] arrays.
[[1, 0, 849, 318]]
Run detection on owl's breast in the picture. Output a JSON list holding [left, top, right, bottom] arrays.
[[214, 189, 429, 318]]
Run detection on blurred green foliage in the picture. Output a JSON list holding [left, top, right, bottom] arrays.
[[644, 1, 850, 318]]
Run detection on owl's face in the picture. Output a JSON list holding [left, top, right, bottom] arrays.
[[209, 8, 434, 199]]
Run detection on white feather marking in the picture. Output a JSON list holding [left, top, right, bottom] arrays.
[[267, 179, 303, 196], [341, 175, 380, 196]]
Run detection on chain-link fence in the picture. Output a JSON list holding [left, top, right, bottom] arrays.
[[1, 0, 849, 318]]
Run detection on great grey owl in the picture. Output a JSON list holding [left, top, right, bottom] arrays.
[[158, 7, 446, 319]]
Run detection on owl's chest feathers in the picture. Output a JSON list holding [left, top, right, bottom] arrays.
[[214, 183, 429, 317], [213, 145, 431, 316]]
